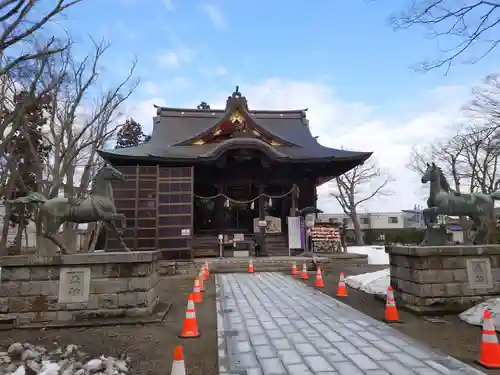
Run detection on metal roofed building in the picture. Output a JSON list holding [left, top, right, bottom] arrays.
[[98, 87, 372, 259]]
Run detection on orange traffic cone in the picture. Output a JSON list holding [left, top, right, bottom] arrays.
[[248, 260, 255, 273], [384, 286, 401, 323], [315, 266, 324, 288], [291, 262, 297, 276], [171, 346, 186, 375], [204, 261, 210, 279], [301, 264, 308, 280], [179, 293, 200, 338], [478, 309, 500, 368], [336, 272, 347, 297], [198, 270, 206, 292], [192, 277, 202, 303]]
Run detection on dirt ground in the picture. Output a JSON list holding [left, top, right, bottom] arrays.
[[1, 275, 218, 375], [299, 264, 500, 375]]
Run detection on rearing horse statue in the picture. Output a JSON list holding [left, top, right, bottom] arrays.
[[421, 162, 500, 244], [6, 164, 131, 254]]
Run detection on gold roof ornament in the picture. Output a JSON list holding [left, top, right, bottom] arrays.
[[230, 109, 244, 124]]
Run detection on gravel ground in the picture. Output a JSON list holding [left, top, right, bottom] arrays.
[[298, 264, 500, 375], [1, 275, 218, 375]]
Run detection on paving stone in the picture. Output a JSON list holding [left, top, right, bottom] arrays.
[[278, 350, 302, 365], [216, 273, 486, 375], [379, 360, 421, 375], [260, 357, 286, 374], [320, 347, 346, 363], [391, 351, 426, 367], [331, 361, 365, 375], [272, 338, 292, 350], [280, 325, 297, 334], [267, 329, 285, 339], [303, 356, 335, 372], [288, 333, 308, 344], [359, 346, 392, 361], [285, 363, 314, 375], [254, 345, 277, 359], [331, 341, 360, 355], [295, 343, 319, 356], [250, 334, 269, 346]]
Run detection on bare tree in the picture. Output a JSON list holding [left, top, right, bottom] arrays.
[[0, 50, 60, 251], [0, 0, 83, 75], [409, 120, 500, 240], [388, 1, 500, 72], [0, 39, 139, 253], [330, 162, 394, 245]]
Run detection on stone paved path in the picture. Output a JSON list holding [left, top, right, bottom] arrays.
[[216, 273, 485, 375]]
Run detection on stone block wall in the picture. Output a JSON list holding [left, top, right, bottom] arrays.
[[0, 251, 160, 325], [386, 245, 500, 314]]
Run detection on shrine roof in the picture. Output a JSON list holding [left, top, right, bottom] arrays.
[[98, 87, 372, 165]]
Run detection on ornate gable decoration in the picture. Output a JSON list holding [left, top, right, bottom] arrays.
[[191, 87, 285, 146]]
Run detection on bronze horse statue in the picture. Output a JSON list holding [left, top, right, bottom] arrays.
[[421, 162, 500, 244], [6, 164, 131, 254]]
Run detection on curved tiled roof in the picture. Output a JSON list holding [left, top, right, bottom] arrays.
[[98, 88, 372, 165]]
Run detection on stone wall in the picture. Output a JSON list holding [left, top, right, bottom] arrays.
[[160, 254, 367, 275], [0, 251, 160, 326], [386, 245, 500, 315]]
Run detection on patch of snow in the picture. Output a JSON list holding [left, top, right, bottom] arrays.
[[459, 297, 500, 331], [345, 268, 390, 296], [346, 245, 389, 265], [0, 342, 131, 374]]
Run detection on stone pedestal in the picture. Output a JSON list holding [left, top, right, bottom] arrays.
[[0, 251, 161, 326], [386, 245, 500, 315]]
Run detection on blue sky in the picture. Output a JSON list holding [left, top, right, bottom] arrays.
[[53, 0, 497, 212], [61, 0, 495, 107]]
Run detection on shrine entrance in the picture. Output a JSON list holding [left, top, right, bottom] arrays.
[[222, 184, 258, 233], [194, 183, 260, 234]]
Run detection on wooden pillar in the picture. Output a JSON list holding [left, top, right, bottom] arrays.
[[215, 184, 225, 234], [258, 184, 266, 256], [290, 184, 298, 216], [314, 185, 318, 208]]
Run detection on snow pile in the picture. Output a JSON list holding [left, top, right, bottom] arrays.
[[0, 342, 131, 375], [459, 298, 500, 330], [346, 246, 389, 265], [344, 268, 390, 296]]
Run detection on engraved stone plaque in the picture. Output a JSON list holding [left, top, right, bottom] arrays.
[[466, 258, 493, 289], [58, 267, 91, 303]]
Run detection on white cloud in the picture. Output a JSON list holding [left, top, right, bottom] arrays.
[[119, 97, 168, 136], [157, 48, 193, 69], [199, 66, 229, 78], [171, 76, 190, 89], [200, 4, 226, 30], [205, 79, 471, 213], [125, 78, 473, 213], [163, 0, 174, 10], [214, 66, 228, 76], [141, 82, 163, 96]]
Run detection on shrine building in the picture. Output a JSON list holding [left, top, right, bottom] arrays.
[[98, 87, 372, 259]]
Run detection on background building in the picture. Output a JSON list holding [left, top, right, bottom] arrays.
[[317, 205, 426, 230]]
